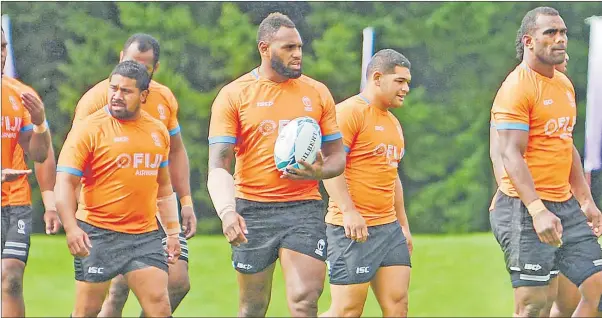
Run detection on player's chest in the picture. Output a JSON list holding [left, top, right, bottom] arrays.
[[95, 127, 166, 170], [354, 117, 405, 164], [238, 89, 321, 138], [532, 88, 577, 137], [1, 95, 24, 135]]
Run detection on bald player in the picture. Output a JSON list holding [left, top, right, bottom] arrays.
[[71, 33, 193, 316], [55, 60, 181, 317], [207, 12, 346, 317], [320, 49, 413, 317], [1, 27, 53, 317], [489, 7, 602, 317]]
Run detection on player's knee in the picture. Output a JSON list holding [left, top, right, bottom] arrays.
[[106, 281, 130, 306], [288, 285, 323, 315], [74, 302, 103, 317], [381, 291, 409, 317], [168, 271, 191, 299], [239, 297, 270, 317], [517, 293, 548, 317], [329, 302, 365, 317], [1, 265, 24, 297]]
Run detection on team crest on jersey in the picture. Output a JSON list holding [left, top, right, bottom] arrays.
[[158, 104, 167, 120], [151, 132, 162, 147], [8, 96, 19, 111], [566, 91, 576, 108], [302, 96, 312, 111], [258, 119, 277, 136]]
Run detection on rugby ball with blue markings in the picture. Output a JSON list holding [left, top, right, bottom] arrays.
[[274, 117, 322, 171]]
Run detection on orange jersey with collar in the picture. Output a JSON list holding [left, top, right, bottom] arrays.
[[57, 107, 170, 234], [326, 95, 405, 226], [492, 62, 576, 202], [73, 79, 181, 136], [208, 69, 342, 202], [2, 76, 34, 206]]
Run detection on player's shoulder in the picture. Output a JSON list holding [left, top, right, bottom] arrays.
[[498, 63, 538, 95], [553, 71, 575, 90], [71, 106, 112, 133], [296, 74, 332, 98], [336, 95, 369, 114], [3, 76, 39, 96], [140, 110, 170, 135], [89, 78, 110, 92], [149, 80, 176, 99]]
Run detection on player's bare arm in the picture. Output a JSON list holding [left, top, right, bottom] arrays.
[[156, 166, 182, 264], [207, 142, 248, 246], [498, 129, 563, 246], [489, 125, 504, 186], [323, 173, 368, 242], [568, 145, 601, 236], [169, 133, 196, 238], [284, 138, 346, 180], [55, 172, 92, 258], [18, 92, 50, 163], [34, 144, 62, 234], [395, 175, 413, 255]]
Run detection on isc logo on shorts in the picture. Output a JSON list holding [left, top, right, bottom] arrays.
[[356, 266, 370, 274], [524, 263, 542, 271], [88, 267, 104, 274], [235, 262, 252, 270]]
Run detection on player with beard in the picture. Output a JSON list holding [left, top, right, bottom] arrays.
[[490, 7, 602, 317], [207, 12, 346, 317]]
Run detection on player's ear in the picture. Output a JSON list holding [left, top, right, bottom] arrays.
[[523, 34, 533, 50], [372, 71, 382, 87], [258, 41, 270, 57], [140, 89, 149, 104]]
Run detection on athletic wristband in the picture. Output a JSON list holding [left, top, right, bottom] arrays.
[[157, 192, 181, 236], [526, 199, 546, 218], [41, 190, 56, 211], [207, 168, 236, 220], [33, 121, 48, 134], [180, 195, 193, 207]]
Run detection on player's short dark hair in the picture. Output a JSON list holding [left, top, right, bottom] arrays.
[[515, 7, 560, 60], [123, 33, 160, 66], [110, 60, 151, 92], [257, 12, 296, 44], [366, 49, 411, 79]]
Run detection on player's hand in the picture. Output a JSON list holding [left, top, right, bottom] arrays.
[[582, 200, 602, 237], [402, 225, 413, 256], [221, 211, 248, 246], [21, 92, 46, 125], [1, 169, 32, 182], [181, 205, 197, 239], [282, 151, 324, 181], [532, 210, 563, 247], [66, 226, 92, 257], [343, 210, 369, 243], [165, 235, 181, 264], [43, 210, 62, 235]]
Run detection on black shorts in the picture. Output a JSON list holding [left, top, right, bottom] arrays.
[[490, 191, 602, 288], [158, 224, 189, 263], [232, 198, 327, 274], [1, 205, 32, 264], [326, 220, 411, 285], [74, 220, 168, 283]]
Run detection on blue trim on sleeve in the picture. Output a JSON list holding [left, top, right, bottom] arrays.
[[208, 136, 237, 145], [169, 125, 181, 136], [344, 145, 351, 153], [20, 124, 33, 132], [57, 166, 83, 177], [160, 160, 169, 168], [322, 132, 342, 142], [495, 123, 529, 131]]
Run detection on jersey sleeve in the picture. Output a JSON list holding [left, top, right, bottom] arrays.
[[208, 85, 239, 145], [164, 88, 181, 136], [336, 103, 362, 153], [73, 82, 108, 125], [491, 77, 533, 132], [160, 126, 171, 168], [318, 85, 342, 143], [57, 125, 93, 177], [20, 108, 33, 132]]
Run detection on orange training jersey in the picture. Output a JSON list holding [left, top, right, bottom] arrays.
[[2, 76, 34, 206], [73, 79, 181, 136], [325, 95, 405, 226], [208, 68, 342, 202], [492, 62, 576, 202], [57, 107, 170, 234]]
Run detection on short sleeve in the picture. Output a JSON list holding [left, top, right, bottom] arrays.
[[318, 85, 342, 143], [335, 103, 362, 153], [208, 85, 239, 145], [73, 81, 108, 125], [160, 127, 171, 168], [20, 108, 32, 132], [57, 125, 93, 177], [491, 77, 533, 131], [165, 89, 181, 136]]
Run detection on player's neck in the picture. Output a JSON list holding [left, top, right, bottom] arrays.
[[360, 88, 388, 112], [524, 55, 555, 78], [257, 64, 290, 83]]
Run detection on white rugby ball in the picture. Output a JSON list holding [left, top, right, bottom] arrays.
[[274, 117, 322, 171]]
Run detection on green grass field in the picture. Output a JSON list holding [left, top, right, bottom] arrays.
[[23, 233, 514, 317]]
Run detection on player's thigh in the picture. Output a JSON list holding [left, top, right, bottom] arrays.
[[237, 262, 277, 303], [125, 266, 169, 301], [555, 197, 602, 288], [73, 280, 112, 315], [328, 282, 371, 316], [370, 265, 411, 310], [554, 273, 580, 314], [490, 192, 556, 288], [1, 206, 32, 264]]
